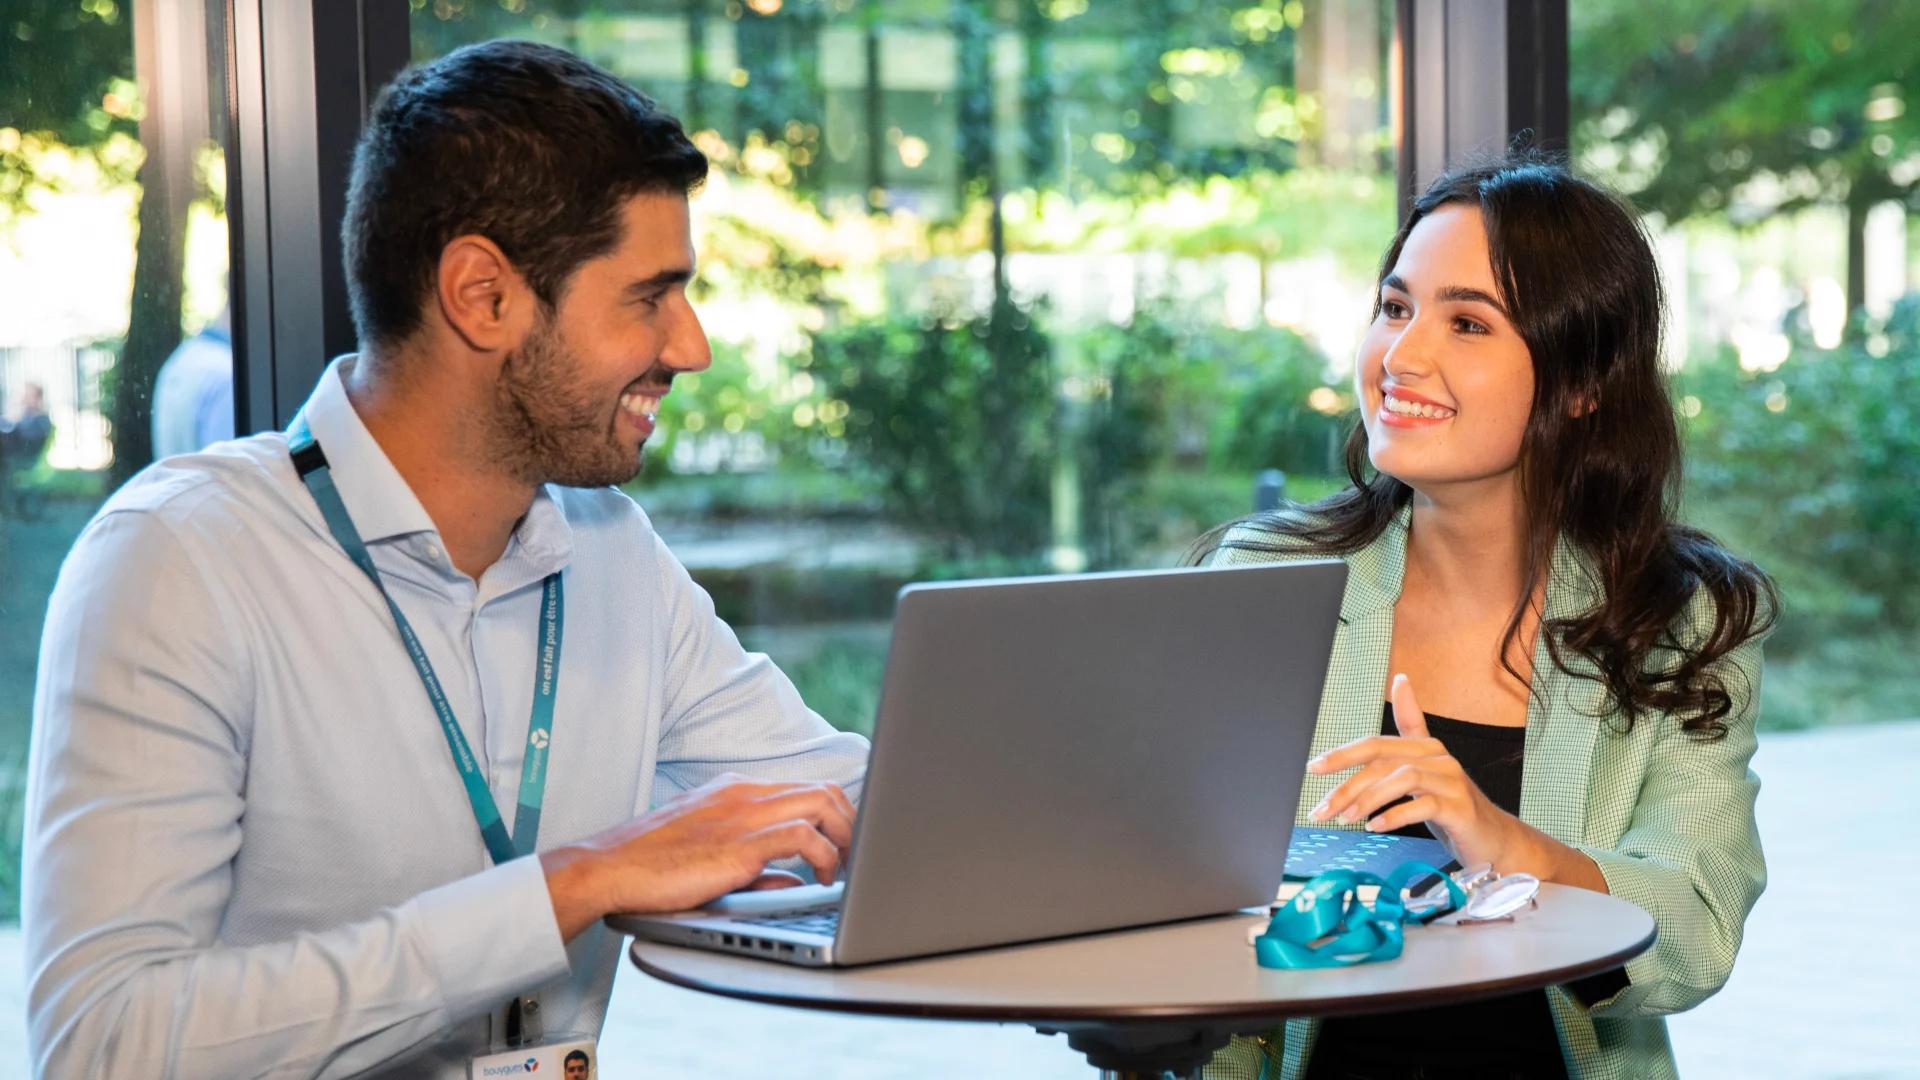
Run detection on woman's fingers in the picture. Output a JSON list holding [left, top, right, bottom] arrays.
[[1363, 794, 1443, 834], [1311, 758, 1408, 822], [1307, 733, 1445, 776], [1339, 762, 1427, 825], [1389, 673, 1430, 740]]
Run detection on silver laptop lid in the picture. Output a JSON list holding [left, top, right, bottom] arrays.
[[833, 559, 1345, 965]]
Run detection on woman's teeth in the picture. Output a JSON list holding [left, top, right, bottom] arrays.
[[1384, 393, 1454, 419]]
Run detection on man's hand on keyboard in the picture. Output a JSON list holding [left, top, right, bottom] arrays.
[[539, 773, 856, 941]]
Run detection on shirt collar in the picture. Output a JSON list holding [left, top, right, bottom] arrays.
[[292, 356, 439, 545], [289, 356, 576, 584]]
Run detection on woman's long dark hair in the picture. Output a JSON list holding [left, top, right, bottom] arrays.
[[1199, 153, 1777, 741]]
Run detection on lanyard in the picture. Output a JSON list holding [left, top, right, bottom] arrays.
[[287, 415, 562, 865], [1254, 861, 1463, 969]]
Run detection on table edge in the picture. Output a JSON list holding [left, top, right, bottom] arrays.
[[627, 911, 1657, 1025]]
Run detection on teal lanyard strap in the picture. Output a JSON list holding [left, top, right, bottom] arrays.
[[1254, 861, 1463, 969], [287, 415, 561, 865]]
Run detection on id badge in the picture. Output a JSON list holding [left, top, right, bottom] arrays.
[[469, 1035, 598, 1079]]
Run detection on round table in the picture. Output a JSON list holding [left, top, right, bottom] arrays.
[[625, 883, 1654, 1078]]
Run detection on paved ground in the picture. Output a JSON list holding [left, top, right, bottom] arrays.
[[1, 722, 1914, 1076]]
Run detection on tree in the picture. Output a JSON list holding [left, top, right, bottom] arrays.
[[1571, 0, 1920, 320], [1, 0, 213, 485], [0, 3, 139, 189]]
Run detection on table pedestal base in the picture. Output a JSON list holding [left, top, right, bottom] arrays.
[[1036, 1022, 1237, 1078]]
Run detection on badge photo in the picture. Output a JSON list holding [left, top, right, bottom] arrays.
[[469, 1036, 597, 1079]]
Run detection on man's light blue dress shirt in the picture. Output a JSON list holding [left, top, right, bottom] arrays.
[[24, 357, 869, 1078]]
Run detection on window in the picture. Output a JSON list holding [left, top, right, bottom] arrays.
[[1572, 1, 1920, 731], [0, 2, 234, 919], [413, 0, 1400, 735]]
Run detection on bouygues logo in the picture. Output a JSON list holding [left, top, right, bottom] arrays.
[[479, 1060, 539, 1076]]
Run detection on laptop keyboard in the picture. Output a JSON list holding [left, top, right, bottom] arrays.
[[738, 905, 840, 937]]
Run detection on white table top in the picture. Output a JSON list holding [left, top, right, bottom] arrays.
[[628, 883, 1655, 1024]]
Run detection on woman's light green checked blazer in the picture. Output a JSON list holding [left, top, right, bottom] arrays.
[[1200, 505, 1770, 1080]]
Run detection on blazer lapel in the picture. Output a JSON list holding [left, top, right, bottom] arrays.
[[1294, 510, 1409, 821], [1518, 536, 1609, 845]]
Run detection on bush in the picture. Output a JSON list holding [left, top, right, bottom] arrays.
[[1678, 296, 1920, 637], [805, 306, 1055, 560], [802, 303, 1351, 566], [1211, 327, 1351, 478], [1071, 309, 1345, 563], [636, 339, 819, 480]]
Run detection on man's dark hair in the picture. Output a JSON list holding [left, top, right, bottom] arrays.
[[564, 1049, 589, 1066], [342, 40, 708, 348]]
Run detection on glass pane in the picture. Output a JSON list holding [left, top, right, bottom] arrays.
[[0, 3, 234, 918], [412, 0, 1398, 737], [1573, 3, 1920, 732]]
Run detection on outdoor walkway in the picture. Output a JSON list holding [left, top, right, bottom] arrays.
[[1, 722, 1914, 1076]]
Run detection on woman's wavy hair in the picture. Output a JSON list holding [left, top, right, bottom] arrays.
[[1197, 152, 1777, 740]]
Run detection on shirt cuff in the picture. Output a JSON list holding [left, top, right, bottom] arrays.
[[405, 855, 573, 1019]]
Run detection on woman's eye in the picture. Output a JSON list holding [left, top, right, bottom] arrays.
[[1454, 316, 1488, 335], [1382, 300, 1409, 319]]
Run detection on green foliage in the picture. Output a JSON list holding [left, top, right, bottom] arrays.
[[0, 1, 139, 211], [794, 302, 1354, 565], [1069, 313, 1181, 565], [806, 306, 1055, 559], [1754, 628, 1920, 731], [1572, 0, 1920, 218], [629, 469, 879, 520], [775, 636, 889, 737], [1205, 325, 1346, 476], [1069, 308, 1344, 562], [634, 339, 818, 480], [1678, 295, 1920, 636]]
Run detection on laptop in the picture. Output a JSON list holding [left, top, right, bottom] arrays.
[[609, 559, 1347, 967]]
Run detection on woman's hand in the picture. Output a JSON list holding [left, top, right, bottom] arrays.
[[1305, 673, 1523, 868]]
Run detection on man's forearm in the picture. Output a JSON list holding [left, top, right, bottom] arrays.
[[541, 844, 611, 942]]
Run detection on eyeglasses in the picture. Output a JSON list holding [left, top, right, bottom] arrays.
[[1406, 862, 1541, 923]]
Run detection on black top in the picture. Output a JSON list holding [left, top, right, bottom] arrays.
[[1304, 703, 1567, 1080]]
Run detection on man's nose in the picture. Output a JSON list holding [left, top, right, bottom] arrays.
[[660, 295, 713, 374]]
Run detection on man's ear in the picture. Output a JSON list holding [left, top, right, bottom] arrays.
[[434, 234, 537, 353]]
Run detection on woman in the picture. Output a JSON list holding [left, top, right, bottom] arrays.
[[1198, 155, 1776, 1080]]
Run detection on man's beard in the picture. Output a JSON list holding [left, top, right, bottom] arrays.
[[486, 314, 648, 489]]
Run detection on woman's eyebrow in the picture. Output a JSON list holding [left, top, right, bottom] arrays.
[[1434, 284, 1510, 317], [1381, 273, 1509, 318]]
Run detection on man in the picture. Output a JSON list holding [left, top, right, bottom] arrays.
[[25, 41, 865, 1077], [564, 1047, 591, 1079], [1, 382, 53, 518], [3, 381, 53, 460], [151, 301, 236, 457]]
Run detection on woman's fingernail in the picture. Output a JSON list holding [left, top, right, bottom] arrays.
[[1365, 818, 1385, 832], [1309, 800, 1330, 821]]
